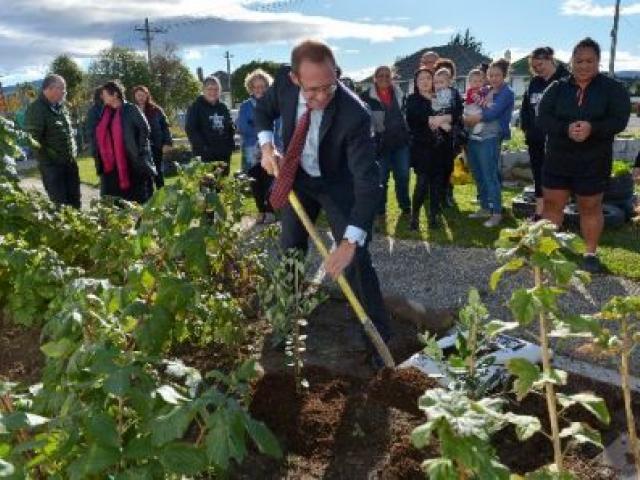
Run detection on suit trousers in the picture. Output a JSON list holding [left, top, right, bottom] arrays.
[[39, 162, 81, 209], [280, 170, 391, 342]]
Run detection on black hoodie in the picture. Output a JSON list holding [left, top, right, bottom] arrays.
[[520, 64, 570, 146], [537, 73, 631, 178], [185, 95, 235, 161]]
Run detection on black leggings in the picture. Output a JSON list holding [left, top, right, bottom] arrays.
[[528, 142, 545, 198], [412, 141, 454, 217]]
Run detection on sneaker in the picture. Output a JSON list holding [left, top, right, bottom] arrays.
[[483, 214, 503, 228], [582, 255, 603, 274], [468, 209, 490, 219]]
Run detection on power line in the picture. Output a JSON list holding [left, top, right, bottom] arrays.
[[134, 17, 168, 70]]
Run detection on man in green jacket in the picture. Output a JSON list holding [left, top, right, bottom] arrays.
[[25, 74, 80, 208]]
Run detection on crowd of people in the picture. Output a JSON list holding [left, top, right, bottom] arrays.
[[23, 37, 639, 277], [19, 37, 640, 368]]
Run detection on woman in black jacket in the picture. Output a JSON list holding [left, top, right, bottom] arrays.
[[133, 85, 172, 189], [520, 47, 569, 218], [93, 80, 156, 203], [406, 68, 439, 230], [537, 37, 631, 273], [185, 76, 235, 175]]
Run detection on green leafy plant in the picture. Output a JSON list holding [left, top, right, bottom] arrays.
[[492, 221, 610, 474], [421, 288, 518, 399], [411, 388, 540, 479], [258, 249, 325, 391], [611, 159, 633, 177], [593, 296, 640, 479]]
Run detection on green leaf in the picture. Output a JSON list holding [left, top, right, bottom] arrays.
[[40, 338, 76, 358], [0, 412, 49, 431], [537, 236, 560, 255], [484, 320, 519, 338], [123, 436, 155, 461], [423, 458, 457, 480], [411, 422, 436, 449], [509, 289, 537, 326], [490, 258, 525, 291], [205, 409, 247, 469], [159, 442, 208, 475], [136, 305, 172, 355], [503, 413, 541, 441], [506, 358, 541, 400], [150, 406, 192, 447], [155, 385, 188, 405], [66, 444, 120, 479], [86, 413, 120, 448], [548, 259, 577, 285], [244, 417, 282, 459], [557, 393, 610, 425], [0, 459, 15, 477], [559, 422, 602, 448], [103, 368, 131, 396]]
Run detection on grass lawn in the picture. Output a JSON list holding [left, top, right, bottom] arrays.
[[24, 152, 640, 280]]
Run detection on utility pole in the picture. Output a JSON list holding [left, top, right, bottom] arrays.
[[609, 0, 622, 76], [134, 18, 167, 72], [224, 50, 234, 105]]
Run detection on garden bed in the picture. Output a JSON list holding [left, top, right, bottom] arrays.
[[233, 299, 634, 479], [1, 298, 637, 479]]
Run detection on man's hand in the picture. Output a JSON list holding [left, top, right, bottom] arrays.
[[324, 240, 357, 279], [162, 145, 171, 154], [633, 167, 640, 184], [260, 143, 282, 177]]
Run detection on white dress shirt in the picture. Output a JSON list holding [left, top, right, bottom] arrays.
[[258, 91, 367, 246]]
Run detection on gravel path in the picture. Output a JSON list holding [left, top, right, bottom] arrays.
[[18, 177, 100, 209], [303, 233, 640, 375]]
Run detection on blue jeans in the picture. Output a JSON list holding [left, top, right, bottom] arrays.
[[466, 137, 502, 214], [241, 145, 258, 172], [378, 145, 411, 213]]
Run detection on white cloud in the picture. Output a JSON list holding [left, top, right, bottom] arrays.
[[561, 0, 640, 17], [0, 0, 444, 81], [342, 65, 376, 81], [183, 48, 203, 60]]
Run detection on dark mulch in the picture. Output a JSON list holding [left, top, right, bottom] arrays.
[[0, 318, 43, 384]]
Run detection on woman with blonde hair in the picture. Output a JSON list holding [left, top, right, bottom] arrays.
[[237, 68, 279, 223]]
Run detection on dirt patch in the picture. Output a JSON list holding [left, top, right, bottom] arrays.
[[0, 319, 43, 384], [368, 367, 439, 415]]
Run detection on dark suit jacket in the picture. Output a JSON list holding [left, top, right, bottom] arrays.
[[254, 66, 381, 233]]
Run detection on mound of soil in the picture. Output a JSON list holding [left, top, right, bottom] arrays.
[[0, 320, 43, 384]]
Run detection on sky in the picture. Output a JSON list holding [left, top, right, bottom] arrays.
[[1, 0, 640, 86]]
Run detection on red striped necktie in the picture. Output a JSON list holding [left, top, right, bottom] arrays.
[[269, 105, 313, 209]]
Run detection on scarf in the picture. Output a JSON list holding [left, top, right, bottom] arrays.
[[96, 106, 130, 191], [376, 86, 393, 108]]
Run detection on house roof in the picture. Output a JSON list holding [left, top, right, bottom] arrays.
[[361, 44, 492, 84]]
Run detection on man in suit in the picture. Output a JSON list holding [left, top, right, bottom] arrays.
[[255, 40, 391, 365]]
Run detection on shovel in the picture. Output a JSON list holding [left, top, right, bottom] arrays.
[[285, 191, 396, 368]]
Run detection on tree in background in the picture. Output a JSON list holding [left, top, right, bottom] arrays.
[[49, 54, 85, 107], [150, 43, 201, 116], [87, 47, 153, 99], [448, 28, 485, 55], [231, 60, 282, 104], [87, 45, 199, 116]]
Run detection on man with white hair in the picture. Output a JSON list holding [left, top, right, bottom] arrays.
[[25, 74, 80, 208]]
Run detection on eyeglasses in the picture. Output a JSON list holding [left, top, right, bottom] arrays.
[[299, 82, 337, 95]]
